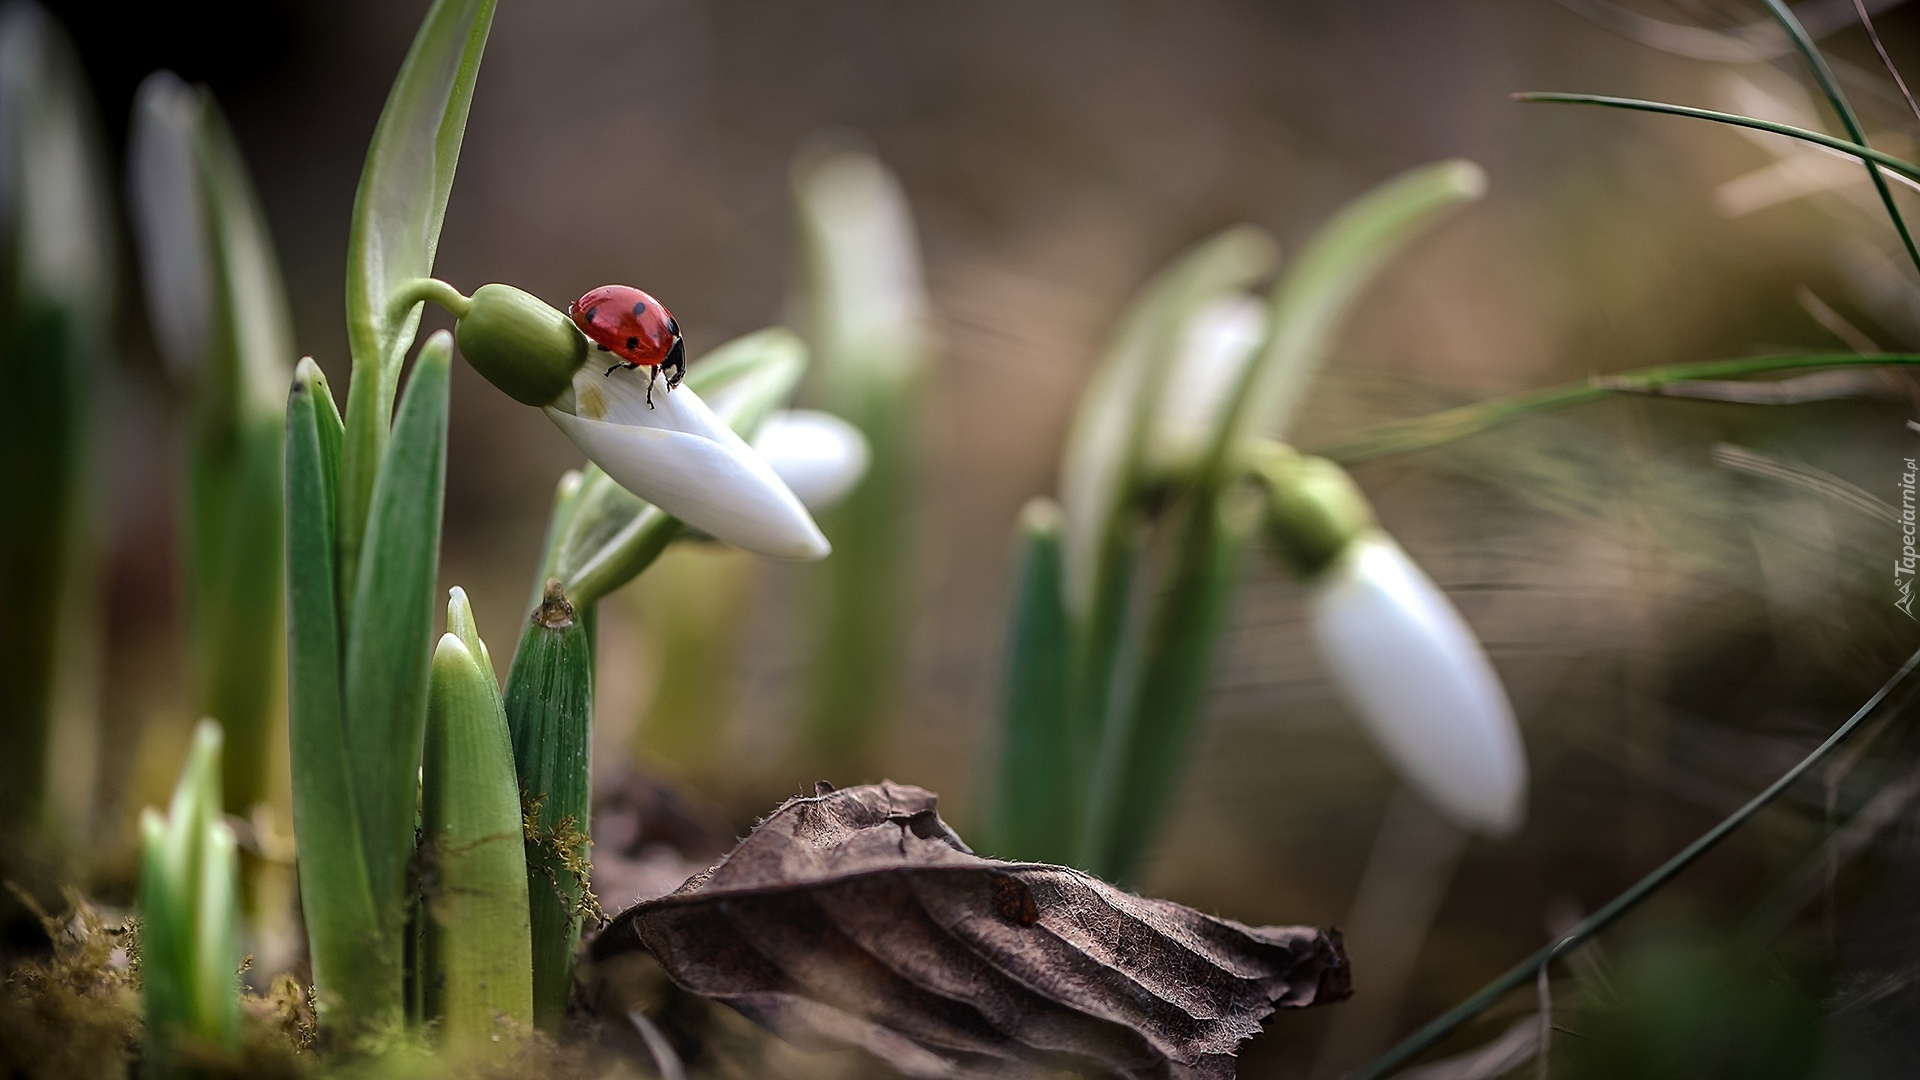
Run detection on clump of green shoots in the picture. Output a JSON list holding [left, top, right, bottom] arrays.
[[139, 721, 242, 1071]]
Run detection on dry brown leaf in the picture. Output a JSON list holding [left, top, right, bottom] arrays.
[[590, 781, 1350, 1079]]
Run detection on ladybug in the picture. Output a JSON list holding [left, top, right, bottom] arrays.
[[568, 285, 687, 408]]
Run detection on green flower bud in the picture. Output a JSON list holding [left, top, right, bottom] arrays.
[[1258, 449, 1377, 580], [455, 283, 587, 406]]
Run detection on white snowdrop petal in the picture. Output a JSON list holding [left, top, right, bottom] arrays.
[[1310, 535, 1527, 834], [128, 72, 212, 376], [1148, 293, 1268, 473], [545, 406, 830, 561], [753, 410, 870, 511]]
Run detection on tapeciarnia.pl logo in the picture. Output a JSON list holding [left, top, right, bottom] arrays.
[[1899, 457, 1917, 620]]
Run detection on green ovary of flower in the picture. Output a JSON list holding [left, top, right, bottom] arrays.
[[1257, 449, 1377, 580], [454, 283, 588, 406]]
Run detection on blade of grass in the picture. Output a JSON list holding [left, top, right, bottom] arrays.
[[986, 499, 1075, 863], [341, 331, 450, 992], [1761, 0, 1920, 276], [1515, 93, 1920, 185], [1313, 352, 1920, 464], [1342, 645, 1920, 1080], [338, 0, 496, 617], [284, 359, 386, 1031]]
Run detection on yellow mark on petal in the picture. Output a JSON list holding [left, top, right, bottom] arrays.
[[577, 383, 607, 420]]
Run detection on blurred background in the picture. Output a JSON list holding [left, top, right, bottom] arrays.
[[42, 0, 1920, 1075]]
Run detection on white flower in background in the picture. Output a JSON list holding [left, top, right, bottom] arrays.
[[1261, 451, 1527, 835], [1309, 534, 1527, 835], [1146, 292, 1268, 477], [546, 365, 830, 561], [752, 409, 870, 511]]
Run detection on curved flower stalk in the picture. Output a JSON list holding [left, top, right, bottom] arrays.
[[1260, 450, 1527, 835]]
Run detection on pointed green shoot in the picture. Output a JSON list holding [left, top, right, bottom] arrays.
[[423, 591, 532, 1048], [550, 328, 807, 608], [338, 0, 496, 615], [0, 3, 113, 853], [791, 150, 933, 758], [1078, 493, 1250, 881], [343, 331, 450, 950], [986, 498, 1076, 863], [284, 358, 388, 1032], [503, 580, 595, 1032], [129, 72, 295, 814], [140, 720, 241, 1067]]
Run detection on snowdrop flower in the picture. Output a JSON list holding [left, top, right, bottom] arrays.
[[445, 282, 830, 560], [1261, 451, 1527, 834], [547, 365, 830, 561], [752, 409, 870, 511], [1146, 292, 1268, 477]]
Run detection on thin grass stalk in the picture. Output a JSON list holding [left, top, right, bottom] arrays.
[[1343, 646, 1920, 1080], [1314, 353, 1920, 464], [1514, 93, 1920, 184], [1759, 0, 1920, 276]]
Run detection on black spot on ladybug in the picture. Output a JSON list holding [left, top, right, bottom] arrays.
[[989, 873, 1039, 927], [666, 316, 680, 336], [626, 336, 640, 350], [632, 300, 648, 317], [584, 306, 598, 324]]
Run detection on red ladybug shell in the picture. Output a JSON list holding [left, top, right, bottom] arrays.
[[569, 285, 680, 369]]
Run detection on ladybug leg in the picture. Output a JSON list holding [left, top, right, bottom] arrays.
[[644, 366, 657, 409], [663, 337, 687, 391]]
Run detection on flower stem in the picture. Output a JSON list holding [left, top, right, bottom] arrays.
[[389, 277, 473, 321], [1314, 353, 1920, 464], [1341, 645, 1920, 1080]]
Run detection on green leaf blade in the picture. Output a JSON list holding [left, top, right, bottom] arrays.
[[343, 333, 451, 933], [338, 0, 496, 617], [1227, 159, 1485, 455], [284, 359, 389, 1032], [986, 498, 1076, 863]]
